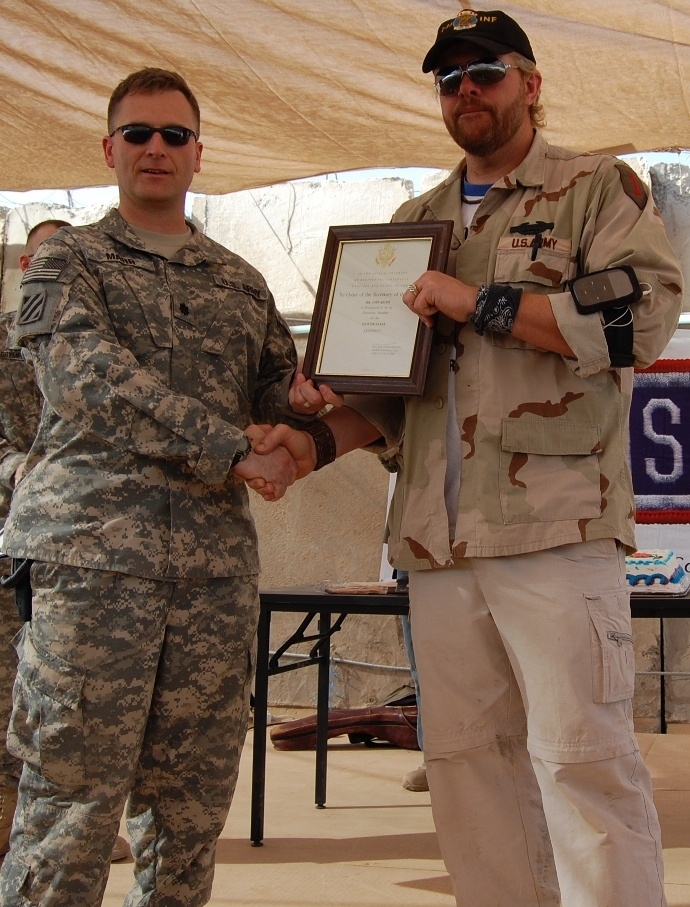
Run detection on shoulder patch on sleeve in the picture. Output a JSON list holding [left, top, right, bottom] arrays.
[[614, 162, 648, 211], [21, 255, 68, 285], [14, 281, 64, 341], [17, 289, 52, 327]]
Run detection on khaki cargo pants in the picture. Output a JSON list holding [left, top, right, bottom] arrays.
[[409, 539, 667, 907]]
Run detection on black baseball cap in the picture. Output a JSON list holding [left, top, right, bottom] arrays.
[[422, 9, 536, 72]]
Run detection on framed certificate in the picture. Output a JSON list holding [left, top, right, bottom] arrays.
[[302, 221, 454, 395]]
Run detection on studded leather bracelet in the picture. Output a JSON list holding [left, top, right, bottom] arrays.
[[300, 419, 337, 471]]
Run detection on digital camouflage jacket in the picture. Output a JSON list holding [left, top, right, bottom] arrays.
[[4, 210, 298, 579], [347, 132, 684, 570]]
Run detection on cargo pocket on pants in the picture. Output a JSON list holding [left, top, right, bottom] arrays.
[[8, 625, 86, 788], [586, 591, 635, 703]]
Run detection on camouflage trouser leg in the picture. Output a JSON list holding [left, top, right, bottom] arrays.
[[123, 573, 258, 907], [0, 580, 22, 788], [0, 562, 258, 907]]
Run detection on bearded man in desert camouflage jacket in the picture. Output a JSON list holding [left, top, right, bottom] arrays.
[[253, 9, 684, 907], [0, 70, 300, 907]]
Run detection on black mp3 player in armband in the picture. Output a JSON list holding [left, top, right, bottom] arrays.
[[568, 266, 643, 315]]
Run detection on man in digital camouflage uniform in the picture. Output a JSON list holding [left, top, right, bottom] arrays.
[[0, 70, 301, 906], [254, 9, 684, 906]]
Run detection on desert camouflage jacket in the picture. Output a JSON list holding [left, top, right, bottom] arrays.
[[3, 210, 298, 578], [347, 132, 684, 570], [0, 312, 42, 524]]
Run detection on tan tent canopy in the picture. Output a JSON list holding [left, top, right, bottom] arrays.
[[2, 1, 689, 194]]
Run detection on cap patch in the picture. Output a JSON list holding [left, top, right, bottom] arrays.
[[453, 10, 479, 29], [452, 10, 497, 31]]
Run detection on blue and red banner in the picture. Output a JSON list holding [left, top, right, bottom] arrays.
[[631, 359, 690, 523]]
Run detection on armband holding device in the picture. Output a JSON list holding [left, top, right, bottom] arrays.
[[567, 266, 643, 367]]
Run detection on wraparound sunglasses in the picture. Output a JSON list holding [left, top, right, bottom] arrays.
[[435, 60, 516, 96], [109, 124, 198, 146]]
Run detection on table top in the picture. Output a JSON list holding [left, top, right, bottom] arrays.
[[259, 584, 409, 615], [629, 588, 690, 618], [259, 584, 690, 620]]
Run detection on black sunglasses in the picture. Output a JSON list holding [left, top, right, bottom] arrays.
[[435, 60, 516, 96], [109, 124, 198, 146]]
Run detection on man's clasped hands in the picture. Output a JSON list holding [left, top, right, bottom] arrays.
[[233, 370, 342, 502]]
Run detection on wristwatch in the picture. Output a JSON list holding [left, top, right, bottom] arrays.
[[230, 435, 252, 468]]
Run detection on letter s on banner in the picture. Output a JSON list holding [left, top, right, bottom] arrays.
[[643, 398, 683, 483]]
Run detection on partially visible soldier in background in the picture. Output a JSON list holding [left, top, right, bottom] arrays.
[[0, 220, 130, 863], [0, 221, 69, 856], [17, 221, 73, 275]]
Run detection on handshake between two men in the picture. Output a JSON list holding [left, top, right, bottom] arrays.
[[233, 371, 340, 502], [232, 368, 383, 501]]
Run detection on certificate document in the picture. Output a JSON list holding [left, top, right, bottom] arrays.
[[317, 237, 433, 378], [304, 221, 453, 395]]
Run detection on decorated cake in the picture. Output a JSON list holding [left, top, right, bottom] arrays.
[[625, 549, 690, 594]]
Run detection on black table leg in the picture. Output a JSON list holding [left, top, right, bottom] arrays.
[[660, 618, 667, 734], [249, 589, 409, 840], [250, 606, 272, 845], [315, 610, 331, 808]]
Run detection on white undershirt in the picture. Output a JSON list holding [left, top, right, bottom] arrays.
[[444, 179, 492, 537]]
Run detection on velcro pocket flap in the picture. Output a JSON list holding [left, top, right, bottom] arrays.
[[201, 277, 267, 355], [501, 419, 601, 456]]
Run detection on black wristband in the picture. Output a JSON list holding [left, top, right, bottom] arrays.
[[471, 284, 523, 335], [301, 420, 336, 471]]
